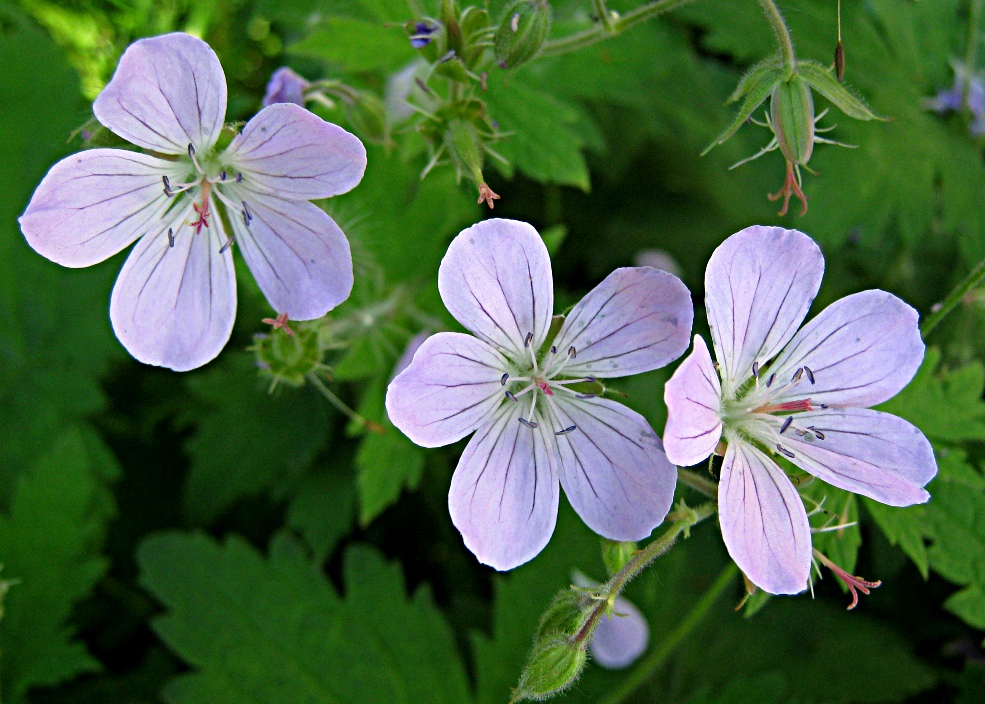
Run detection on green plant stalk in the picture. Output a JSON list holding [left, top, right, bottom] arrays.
[[677, 467, 718, 497], [757, 0, 796, 74], [594, 0, 616, 32], [963, 0, 983, 114], [598, 562, 739, 704], [539, 0, 697, 58], [921, 255, 985, 337]]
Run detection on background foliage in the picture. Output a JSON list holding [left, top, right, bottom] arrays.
[[1, 0, 984, 702]]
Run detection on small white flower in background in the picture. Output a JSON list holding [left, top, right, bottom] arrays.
[[572, 572, 649, 670], [19, 33, 366, 371], [663, 225, 937, 596], [386, 218, 694, 570]]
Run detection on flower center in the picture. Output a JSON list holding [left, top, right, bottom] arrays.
[[497, 332, 596, 436]]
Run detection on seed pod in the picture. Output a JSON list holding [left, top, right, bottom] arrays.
[[494, 0, 551, 70], [770, 75, 815, 166], [834, 39, 845, 82], [514, 637, 587, 701]]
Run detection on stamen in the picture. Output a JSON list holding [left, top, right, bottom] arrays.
[[219, 237, 235, 254], [779, 416, 793, 434], [505, 390, 518, 402], [162, 175, 174, 197], [792, 367, 804, 383], [794, 428, 807, 436], [167, 228, 175, 248], [220, 170, 227, 181], [568, 346, 576, 358], [555, 425, 577, 436], [820, 404, 828, 409], [242, 200, 253, 224], [766, 373, 776, 388], [576, 393, 596, 399], [518, 417, 539, 429], [242, 209, 250, 227], [550, 345, 557, 354], [808, 426, 826, 440], [236, 172, 243, 183], [814, 549, 881, 610], [804, 366, 815, 384], [187, 143, 196, 157], [501, 373, 509, 386], [776, 443, 795, 459], [524, 332, 533, 348], [752, 361, 760, 379]]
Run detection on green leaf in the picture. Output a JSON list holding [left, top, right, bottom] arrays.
[[683, 673, 789, 704], [286, 470, 356, 562], [290, 17, 414, 72], [0, 428, 117, 703], [181, 354, 330, 524], [877, 348, 985, 443], [796, 60, 886, 121], [944, 584, 985, 630], [356, 422, 425, 525], [484, 71, 593, 190], [803, 483, 861, 574], [863, 498, 929, 578], [139, 533, 472, 704], [701, 66, 783, 155]]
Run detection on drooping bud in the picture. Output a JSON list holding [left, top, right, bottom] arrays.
[[252, 324, 322, 388], [494, 0, 551, 70], [512, 637, 587, 703], [601, 540, 637, 577], [770, 75, 815, 166]]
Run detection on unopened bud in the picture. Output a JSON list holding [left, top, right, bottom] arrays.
[[513, 637, 587, 702], [601, 540, 637, 576], [494, 0, 551, 70], [770, 75, 815, 166], [445, 119, 485, 184], [252, 324, 322, 387], [535, 589, 584, 640]]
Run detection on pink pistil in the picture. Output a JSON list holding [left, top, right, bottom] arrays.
[[262, 312, 295, 336], [753, 398, 814, 414], [188, 181, 212, 234], [537, 380, 554, 396], [814, 549, 881, 610], [767, 160, 808, 217]]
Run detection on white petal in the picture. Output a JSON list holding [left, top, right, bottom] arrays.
[[705, 226, 823, 397], [719, 440, 811, 595], [449, 402, 560, 570], [225, 103, 366, 200], [438, 219, 554, 360], [771, 408, 935, 506], [663, 335, 724, 467], [110, 197, 236, 371], [549, 267, 693, 378], [766, 290, 925, 408], [546, 396, 676, 542], [93, 33, 226, 154], [222, 188, 352, 319], [590, 596, 650, 669], [386, 333, 510, 448], [19, 149, 182, 268]]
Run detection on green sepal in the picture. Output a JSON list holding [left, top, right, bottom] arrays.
[[459, 6, 491, 68], [433, 55, 473, 82], [797, 60, 888, 121], [512, 637, 587, 702], [534, 588, 584, 640], [727, 57, 783, 104], [701, 66, 784, 155]]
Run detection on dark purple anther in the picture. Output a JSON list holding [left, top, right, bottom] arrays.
[[792, 367, 804, 383], [550, 345, 557, 354], [766, 373, 776, 388], [568, 346, 576, 358], [162, 175, 173, 197], [505, 390, 517, 402], [779, 416, 793, 434], [220, 170, 227, 181], [555, 425, 577, 436], [752, 361, 760, 379], [518, 417, 539, 428], [501, 373, 509, 386], [524, 332, 533, 347], [804, 366, 815, 384], [187, 143, 195, 158], [236, 173, 243, 183], [220, 237, 234, 254], [167, 228, 175, 248], [776, 443, 795, 459]]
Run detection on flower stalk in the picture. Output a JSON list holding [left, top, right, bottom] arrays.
[[758, 0, 796, 75], [921, 254, 985, 337]]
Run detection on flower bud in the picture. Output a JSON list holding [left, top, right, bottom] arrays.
[[405, 19, 445, 62], [513, 637, 587, 702], [252, 325, 322, 388], [534, 589, 584, 640], [601, 540, 637, 576], [445, 119, 485, 183], [770, 75, 815, 166], [494, 0, 551, 70]]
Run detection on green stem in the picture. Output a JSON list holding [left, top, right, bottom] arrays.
[[597, 563, 739, 704], [594, 0, 616, 32], [677, 467, 718, 497], [539, 0, 697, 58], [963, 0, 983, 114], [921, 255, 985, 337], [757, 0, 797, 74]]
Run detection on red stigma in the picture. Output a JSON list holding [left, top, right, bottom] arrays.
[[767, 160, 808, 216], [262, 312, 295, 336], [754, 398, 814, 414], [188, 181, 212, 235], [537, 380, 554, 396]]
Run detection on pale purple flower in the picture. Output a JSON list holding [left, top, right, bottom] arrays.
[[386, 219, 693, 570], [262, 66, 310, 107], [19, 33, 366, 371], [390, 331, 431, 381], [663, 225, 937, 595], [572, 572, 649, 669], [926, 61, 985, 136]]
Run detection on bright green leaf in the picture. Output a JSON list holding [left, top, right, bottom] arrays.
[[290, 18, 414, 73]]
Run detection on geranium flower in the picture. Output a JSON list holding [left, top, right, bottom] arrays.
[[664, 225, 937, 595], [19, 33, 366, 371], [386, 219, 693, 569]]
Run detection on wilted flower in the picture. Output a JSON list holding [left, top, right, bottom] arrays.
[[664, 225, 937, 595], [925, 61, 985, 136], [20, 33, 366, 371], [262, 66, 310, 107], [387, 219, 693, 569]]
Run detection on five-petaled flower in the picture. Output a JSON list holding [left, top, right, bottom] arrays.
[[386, 218, 694, 570], [663, 225, 938, 595], [19, 33, 366, 371]]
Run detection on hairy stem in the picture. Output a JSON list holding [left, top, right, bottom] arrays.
[[539, 0, 697, 58], [964, 0, 983, 114], [677, 467, 718, 497], [921, 255, 985, 337], [597, 563, 739, 704], [757, 0, 797, 74]]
